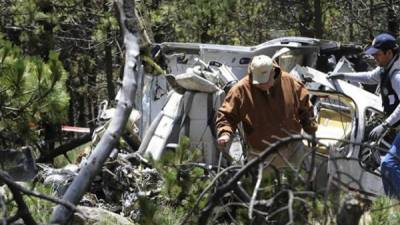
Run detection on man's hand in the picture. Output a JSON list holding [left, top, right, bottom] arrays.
[[327, 72, 345, 80], [217, 134, 231, 151], [369, 123, 389, 141]]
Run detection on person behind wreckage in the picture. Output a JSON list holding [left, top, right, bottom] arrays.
[[215, 54, 318, 171], [328, 32, 400, 198]]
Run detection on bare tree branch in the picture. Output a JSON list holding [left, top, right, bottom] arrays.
[[49, 0, 140, 224], [198, 134, 316, 224], [248, 163, 263, 220]]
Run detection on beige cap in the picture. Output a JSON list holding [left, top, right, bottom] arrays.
[[250, 55, 273, 84]]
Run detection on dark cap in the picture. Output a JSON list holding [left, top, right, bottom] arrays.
[[365, 33, 398, 55]]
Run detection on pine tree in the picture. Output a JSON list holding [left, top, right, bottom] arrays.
[[0, 36, 69, 150]]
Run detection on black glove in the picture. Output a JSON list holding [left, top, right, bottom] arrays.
[[327, 72, 345, 80], [368, 123, 389, 141]]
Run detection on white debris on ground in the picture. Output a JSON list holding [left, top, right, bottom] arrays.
[[36, 151, 163, 220]]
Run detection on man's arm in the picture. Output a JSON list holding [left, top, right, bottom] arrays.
[[215, 87, 244, 149], [216, 103, 241, 137], [329, 67, 381, 85]]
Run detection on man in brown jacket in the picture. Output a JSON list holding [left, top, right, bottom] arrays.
[[216, 54, 317, 168]]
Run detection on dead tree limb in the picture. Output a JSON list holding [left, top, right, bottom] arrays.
[[194, 136, 379, 224], [248, 163, 263, 220], [49, 0, 140, 223], [198, 134, 316, 225]]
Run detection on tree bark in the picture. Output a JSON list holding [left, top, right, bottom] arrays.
[[105, 36, 116, 101], [387, 0, 398, 35], [368, 0, 375, 40], [314, 0, 322, 38], [49, 0, 140, 223], [348, 0, 354, 40], [298, 0, 314, 37], [105, 0, 116, 101]]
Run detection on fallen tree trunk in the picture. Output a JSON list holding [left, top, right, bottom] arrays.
[[37, 134, 91, 163], [49, 0, 140, 223]]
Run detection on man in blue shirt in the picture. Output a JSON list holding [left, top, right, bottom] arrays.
[[329, 33, 400, 198]]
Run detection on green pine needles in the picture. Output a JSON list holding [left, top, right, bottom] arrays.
[[0, 36, 69, 148], [141, 136, 210, 225]]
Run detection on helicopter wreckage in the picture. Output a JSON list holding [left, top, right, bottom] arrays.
[[134, 36, 392, 198], [2, 37, 391, 207]]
